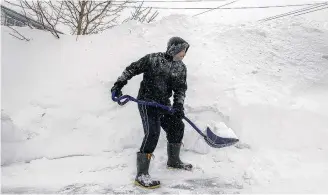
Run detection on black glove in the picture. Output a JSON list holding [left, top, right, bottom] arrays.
[[111, 83, 123, 98], [173, 103, 185, 119]]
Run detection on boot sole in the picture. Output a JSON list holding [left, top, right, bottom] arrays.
[[134, 180, 161, 189], [167, 166, 192, 171]]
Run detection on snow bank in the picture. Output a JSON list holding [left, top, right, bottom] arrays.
[[2, 14, 328, 193]]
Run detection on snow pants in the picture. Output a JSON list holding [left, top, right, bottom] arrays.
[[138, 104, 185, 153]]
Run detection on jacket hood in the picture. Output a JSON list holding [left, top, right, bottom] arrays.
[[165, 37, 190, 58]]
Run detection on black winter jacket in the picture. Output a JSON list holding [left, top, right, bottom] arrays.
[[113, 37, 189, 108]]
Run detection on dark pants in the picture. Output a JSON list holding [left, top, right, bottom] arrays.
[[138, 104, 185, 153]]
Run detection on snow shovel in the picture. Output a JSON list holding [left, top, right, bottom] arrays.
[[111, 92, 239, 148]]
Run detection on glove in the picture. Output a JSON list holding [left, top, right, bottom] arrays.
[[173, 103, 185, 119], [111, 83, 123, 98]]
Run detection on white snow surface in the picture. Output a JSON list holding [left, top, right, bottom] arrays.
[[1, 14, 328, 193]]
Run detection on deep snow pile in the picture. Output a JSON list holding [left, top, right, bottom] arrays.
[[2, 15, 328, 193]]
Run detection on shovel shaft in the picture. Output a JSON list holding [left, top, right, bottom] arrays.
[[112, 92, 207, 136], [182, 116, 207, 138], [111, 91, 239, 148]]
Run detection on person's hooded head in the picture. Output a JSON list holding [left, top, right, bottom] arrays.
[[166, 37, 189, 61]]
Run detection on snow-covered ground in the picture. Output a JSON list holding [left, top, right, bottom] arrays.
[[2, 13, 328, 193]]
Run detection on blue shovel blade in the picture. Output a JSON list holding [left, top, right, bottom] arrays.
[[204, 127, 239, 148]]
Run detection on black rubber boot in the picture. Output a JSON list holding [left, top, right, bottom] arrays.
[[134, 152, 160, 189], [167, 143, 193, 171]]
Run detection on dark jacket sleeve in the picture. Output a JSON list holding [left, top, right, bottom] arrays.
[[172, 66, 187, 108], [114, 54, 150, 87]]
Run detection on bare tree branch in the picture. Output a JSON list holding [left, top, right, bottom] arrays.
[[125, 1, 159, 23], [57, 1, 127, 35], [46, 1, 64, 27], [36, 1, 60, 38], [5, 0, 159, 36], [4, 0, 21, 7], [88, 1, 112, 24], [18, 0, 34, 29], [83, 1, 108, 16], [64, 1, 79, 23], [7, 26, 30, 41], [147, 10, 159, 23], [16, 1, 63, 38]]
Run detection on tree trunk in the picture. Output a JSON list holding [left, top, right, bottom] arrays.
[[76, 1, 87, 35]]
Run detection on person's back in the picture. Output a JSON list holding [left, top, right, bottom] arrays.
[[111, 37, 192, 189]]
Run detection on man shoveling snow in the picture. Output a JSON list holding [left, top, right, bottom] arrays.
[[111, 37, 192, 189]]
